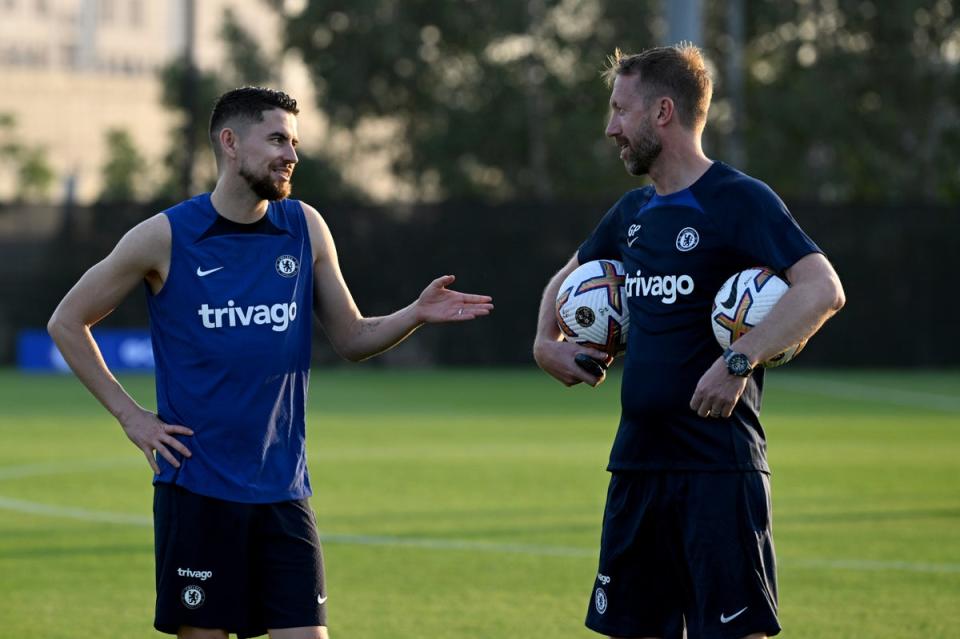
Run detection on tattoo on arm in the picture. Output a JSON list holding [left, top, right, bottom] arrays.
[[359, 318, 382, 334]]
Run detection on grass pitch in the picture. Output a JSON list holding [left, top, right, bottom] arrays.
[[0, 368, 958, 638]]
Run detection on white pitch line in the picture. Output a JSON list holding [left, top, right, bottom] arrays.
[[790, 557, 960, 574], [1, 494, 958, 574], [0, 457, 139, 481], [0, 495, 151, 526], [318, 532, 595, 558], [770, 376, 960, 413]]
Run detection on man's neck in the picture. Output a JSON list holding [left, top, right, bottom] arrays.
[[210, 178, 269, 223], [648, 141, 713, 196]]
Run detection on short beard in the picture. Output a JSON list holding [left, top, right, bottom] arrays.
[[623, 131, 662, 177], [239, 163, 291, 201]]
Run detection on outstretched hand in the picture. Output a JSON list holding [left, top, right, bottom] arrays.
[[415, 275, 494, 323]]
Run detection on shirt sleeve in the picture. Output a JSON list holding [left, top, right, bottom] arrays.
[[727, 180, 821, 274], [577, 197, 625, 264]]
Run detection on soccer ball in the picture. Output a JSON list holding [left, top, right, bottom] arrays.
[[711, 266, 806, 368], [555, 260, 629, 356]]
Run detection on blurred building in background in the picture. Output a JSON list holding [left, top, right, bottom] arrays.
[[0, 0, 317, 204]]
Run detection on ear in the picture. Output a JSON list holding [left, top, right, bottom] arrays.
[[218, 127, 239, 160], [654, 97, 675, 127]]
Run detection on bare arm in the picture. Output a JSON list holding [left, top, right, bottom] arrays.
[[532, 253, 612, 387], [303, 204, 493, 362], [690, 252, 846, 417], [47, 214, 193, 473]]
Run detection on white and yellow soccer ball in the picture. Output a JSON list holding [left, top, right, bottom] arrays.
[[711, 266, 806, 368], [555, 259, 629, 356]]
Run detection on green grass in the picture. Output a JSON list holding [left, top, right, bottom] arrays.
[[0, 368, 958, 638]]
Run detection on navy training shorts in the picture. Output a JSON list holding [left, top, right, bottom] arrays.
[[153, 483, 327, 638], [585, 471, 781, 639]]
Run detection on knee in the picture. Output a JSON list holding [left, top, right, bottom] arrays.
[[177, 627, 228, 639]]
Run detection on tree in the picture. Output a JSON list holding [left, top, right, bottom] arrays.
[[154, 57, 223, 201], [283, 0, 658, 202], [0, 113, 55, 203], [0, 113, 18, 164], [15, 147, 55, 201], [0, 114, 21, 201], [99, 129, 148, 202], [709, 0, 960, 203], [220, 7, 275, 86], [155, 5, 357, 203], [283, 0, 959, 205]]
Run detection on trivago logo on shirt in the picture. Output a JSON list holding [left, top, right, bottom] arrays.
[[197, 300, 298, 332], [624, 269, 695, 305]]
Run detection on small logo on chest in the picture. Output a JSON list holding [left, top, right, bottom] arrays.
[[276, 254, 299, 277], [676, 227, 700, 252], [196, 266, 223, 277]]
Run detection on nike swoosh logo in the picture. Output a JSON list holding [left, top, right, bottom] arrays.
[[196, 266, 224, 277], [627, 236, 640, 247], [317, 594, 328, 605], [721, 271, 742, 309], [720, 606, 748, 623]]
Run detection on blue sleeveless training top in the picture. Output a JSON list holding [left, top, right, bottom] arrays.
[[148, 193, 314, 503]]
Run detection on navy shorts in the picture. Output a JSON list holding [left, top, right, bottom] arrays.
[[153, 484, 327, 638], [585, 472, 781, 639]]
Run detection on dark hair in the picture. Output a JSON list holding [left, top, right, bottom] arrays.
[[208, 87, 299, 155], [603, 44, 712, 130]]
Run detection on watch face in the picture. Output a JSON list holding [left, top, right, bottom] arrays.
[[726, 352, 752, 376]]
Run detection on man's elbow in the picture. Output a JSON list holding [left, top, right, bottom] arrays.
[[47, 308, 66, 342], [822, 276, 846, 315], [48, 303, 86, 345]]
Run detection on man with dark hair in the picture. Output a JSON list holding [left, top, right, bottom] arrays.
[[534, 45, 845, 639], [48, 86, 493, 639], [207, 87, 301, 201]]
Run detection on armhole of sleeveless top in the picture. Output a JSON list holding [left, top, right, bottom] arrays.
[[292, 199, 314, 267], [148, 210, 175, 300]]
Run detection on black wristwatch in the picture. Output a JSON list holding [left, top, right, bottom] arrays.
[[723, 348, 754, 377]]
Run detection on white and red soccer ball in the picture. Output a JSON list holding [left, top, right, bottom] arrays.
[[555, 260, 629, 356], [711, 266, 805, 368]]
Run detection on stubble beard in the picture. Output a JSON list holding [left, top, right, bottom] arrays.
[[623, 128, 662, 177], [239, 161, 292, 201]]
